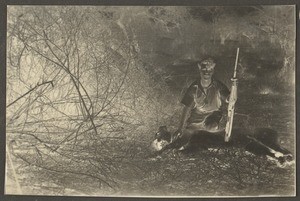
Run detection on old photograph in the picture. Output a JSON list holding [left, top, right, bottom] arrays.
[[5, 5, 296, 196]]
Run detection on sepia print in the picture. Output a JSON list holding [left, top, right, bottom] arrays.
[[5, 5, 296, 197]]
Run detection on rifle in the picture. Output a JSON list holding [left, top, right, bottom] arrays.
[[225, 48, 239, 142]]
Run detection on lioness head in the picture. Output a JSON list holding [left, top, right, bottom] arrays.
[[150, 126, 171, 151]]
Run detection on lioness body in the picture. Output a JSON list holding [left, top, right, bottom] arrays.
[[151, 126, 293, 167]]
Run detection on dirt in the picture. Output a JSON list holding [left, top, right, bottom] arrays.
[[5, 90, 295, 197]]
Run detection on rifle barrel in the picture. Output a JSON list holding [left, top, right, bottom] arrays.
[[233, 48, 240, 78]]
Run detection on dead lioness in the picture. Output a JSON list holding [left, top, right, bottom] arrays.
[[150, 126, 293, 167]]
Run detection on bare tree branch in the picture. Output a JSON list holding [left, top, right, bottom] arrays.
[[7, 80, 54, 108]]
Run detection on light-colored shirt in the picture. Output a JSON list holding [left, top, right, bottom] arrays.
[[181, 78, 229, 124]]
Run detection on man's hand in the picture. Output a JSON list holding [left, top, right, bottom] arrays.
[[231, 78, 238, 86], [203, 110, 222, 130], [230, 78, 238, 102]]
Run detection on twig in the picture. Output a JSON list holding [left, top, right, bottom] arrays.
[[6, 81, 54, 108]]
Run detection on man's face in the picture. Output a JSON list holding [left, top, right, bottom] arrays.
[[198, 60, 215, 80]]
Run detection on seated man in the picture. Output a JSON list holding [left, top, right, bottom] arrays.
[[174, 57, 237, 141]]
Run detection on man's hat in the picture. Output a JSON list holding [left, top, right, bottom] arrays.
[[200, 57, 215, 65], [198, 57, 216, 70]]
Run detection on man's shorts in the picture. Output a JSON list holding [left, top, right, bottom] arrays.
[[186, 110, 227, 133]]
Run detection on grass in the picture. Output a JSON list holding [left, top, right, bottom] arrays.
[[5, 90, 295, 197]]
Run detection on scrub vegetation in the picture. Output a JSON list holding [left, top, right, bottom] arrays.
[[6, 6, 295, 196]]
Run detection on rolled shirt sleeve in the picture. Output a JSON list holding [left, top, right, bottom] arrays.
[[180, 81, 198, 107]]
